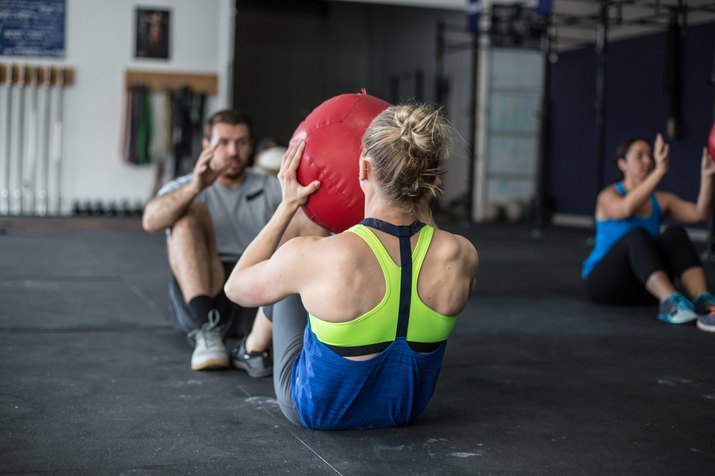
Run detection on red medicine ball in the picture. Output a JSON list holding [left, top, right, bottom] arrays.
[[291, 92, 391, 233], [708, 122, 715, 161]]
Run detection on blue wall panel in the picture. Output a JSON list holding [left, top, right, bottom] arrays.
[[548, 22, 715, 217]]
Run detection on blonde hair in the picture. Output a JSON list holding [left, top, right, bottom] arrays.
[[362, 103, 452, 212]]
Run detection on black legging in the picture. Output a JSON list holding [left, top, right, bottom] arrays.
[[583, 226, 702, 305]]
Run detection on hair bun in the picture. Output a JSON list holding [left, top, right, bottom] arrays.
[[394, 106, 443, 158], [362, 103, 453, 210]]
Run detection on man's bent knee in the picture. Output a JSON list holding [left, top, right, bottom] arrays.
[[170, 201, 211, 235]]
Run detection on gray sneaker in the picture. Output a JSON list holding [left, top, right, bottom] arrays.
[[188, 310, 229, 370], [697, 314, 715, 333], [691, 293, 715, 333], [231, 336, 272, 378], [657, 294, 698, 324]]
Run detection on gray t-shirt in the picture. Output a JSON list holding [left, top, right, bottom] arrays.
[[158, 170, 282, 261]]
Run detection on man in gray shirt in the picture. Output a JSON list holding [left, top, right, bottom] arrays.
[[143, 110, 320, 372]]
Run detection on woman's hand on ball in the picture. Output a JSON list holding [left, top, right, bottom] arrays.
[[278, 140, 321, 210]]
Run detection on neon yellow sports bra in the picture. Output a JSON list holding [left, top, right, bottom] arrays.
[[308, 223, 457, 355]]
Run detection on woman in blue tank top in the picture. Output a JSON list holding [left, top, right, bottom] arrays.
[[582, 134, 715, 333], [225, 103, 479, 429]]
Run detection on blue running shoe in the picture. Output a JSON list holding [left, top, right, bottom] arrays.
[[693, 293, 715, 315], [658, 293, 698, 324]]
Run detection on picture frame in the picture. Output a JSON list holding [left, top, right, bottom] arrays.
[[135, 8, 170, 59]]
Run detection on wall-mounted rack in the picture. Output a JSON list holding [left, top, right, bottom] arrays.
[[0, 64, 75, 86], [124, 69, 218, 95]]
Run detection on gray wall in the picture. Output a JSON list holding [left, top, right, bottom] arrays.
[[233, 0, 472, 204]]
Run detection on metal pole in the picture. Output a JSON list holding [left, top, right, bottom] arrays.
[[468, 27, 479, 222], [415, 69, 424, 102], [533, 21, 554, 238], [593, 0, 609, 234], [436, 21, 445, 106]]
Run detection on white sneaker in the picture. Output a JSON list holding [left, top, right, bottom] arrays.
[[188, 310, 229, 370]]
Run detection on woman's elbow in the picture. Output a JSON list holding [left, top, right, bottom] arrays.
[[699, 204, 713, 221], [224, 279, 243, 305], [694, 211, 710, 223], [681, 206, 710, 224], [615, 204, 636, 219], [224, 277, 256, 307]]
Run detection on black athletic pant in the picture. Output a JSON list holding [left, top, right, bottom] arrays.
[[583, 227, 702, 305]]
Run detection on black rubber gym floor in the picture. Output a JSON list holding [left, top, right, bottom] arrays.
[[1, 217, 713, 475]]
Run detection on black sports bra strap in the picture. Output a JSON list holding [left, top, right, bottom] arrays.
[[360, 218, 424, 238], [360, 218, 425, 338]]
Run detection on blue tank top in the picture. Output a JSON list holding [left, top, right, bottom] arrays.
[[290, 218, 453, 430], [582, 182, 661, 278]]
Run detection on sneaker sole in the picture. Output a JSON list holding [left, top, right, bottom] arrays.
[[192, 357, 230, 371], [232, 358, 273, 378], [696, 320, 715, 332], [657, 313, 698, 325]]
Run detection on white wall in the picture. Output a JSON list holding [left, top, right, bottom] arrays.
[[333, 0, 465, 10], [0, 0, 234, 213]]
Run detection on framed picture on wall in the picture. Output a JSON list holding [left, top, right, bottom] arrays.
[[135, 8, 170, 59]]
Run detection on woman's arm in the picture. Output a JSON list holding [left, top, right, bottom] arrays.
[[663, 147, 715, 223], [598, 134, 668, 220], [224, 141, 321, 306]]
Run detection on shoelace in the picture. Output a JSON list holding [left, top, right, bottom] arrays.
[[206, 309, 220, 329], [201, 310, 223, 347], [189, 309, 223, 346]]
